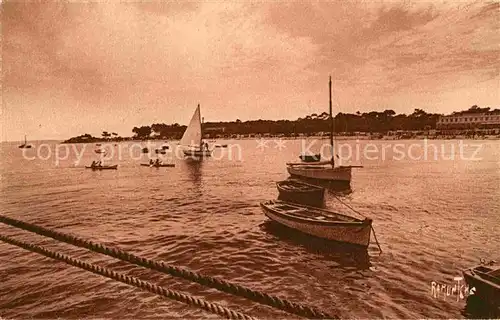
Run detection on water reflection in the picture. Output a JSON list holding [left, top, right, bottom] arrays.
[[180, 158, 203, 184], [260, 221, 371, 270]]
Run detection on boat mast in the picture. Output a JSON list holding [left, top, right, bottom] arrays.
[[329, 76, 335, 168]]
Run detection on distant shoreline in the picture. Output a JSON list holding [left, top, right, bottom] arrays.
[[59, 134, 500, 144]]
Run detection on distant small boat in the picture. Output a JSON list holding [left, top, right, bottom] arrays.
[[94, 149, 106, 154], [18, 135, 32, 149], [142, 147, 149, 153], [85, 165, 118, 170], [140, 163, 175, 168], [463, 260, 500, 310], [299, 154, 321, 162], [260, 200, 372, 247], [96, 143, 102, 146], [155, 149, 167, 154], [276, 179, 325, 207], [161, 145, 169, 150]]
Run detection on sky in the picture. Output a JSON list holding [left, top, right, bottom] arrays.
[[1, 0, 499, 141]]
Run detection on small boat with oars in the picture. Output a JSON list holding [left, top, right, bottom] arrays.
[[140, 161, 175, 168], [260, 200, 373, 248], [463, 260, 500, 311], [85, 164, 118, 170], [276, 179, 325, 207]]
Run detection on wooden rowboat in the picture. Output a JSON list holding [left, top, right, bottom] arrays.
[[276, 179, 325, 207], [260, 200, 372, 247], [463, 260, 500, 312], [85, 165, 118, 170], [140, 163, 175, 168]]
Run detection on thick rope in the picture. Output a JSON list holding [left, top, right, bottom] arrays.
[[331, 195, 382, 253], [0, 215, 337, 319], [0, 234, 256, 320]]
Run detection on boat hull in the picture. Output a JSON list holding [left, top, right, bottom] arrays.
[[463, 265, 500, 310], [261, 201, 371, 247], [276, 181, 325, 207], [287, 165, 352, 182], [183, 149, 212, 157]]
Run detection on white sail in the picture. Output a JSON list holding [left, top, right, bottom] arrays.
[[180, 104, 202, 149]]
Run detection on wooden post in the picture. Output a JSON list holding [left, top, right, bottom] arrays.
[[329, 76, 335, 167]]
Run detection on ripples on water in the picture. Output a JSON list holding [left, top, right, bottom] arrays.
[[1, 139, 499, 318]]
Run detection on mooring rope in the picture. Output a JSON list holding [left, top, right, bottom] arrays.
[[0, 234, 256, 320], [0, 215, 337, 319], [331, 195, 382, 253]]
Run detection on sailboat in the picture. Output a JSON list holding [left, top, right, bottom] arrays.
[[286, 76, 360, 184], [180, 104, 211, 157], [18, 135, 32, 149]]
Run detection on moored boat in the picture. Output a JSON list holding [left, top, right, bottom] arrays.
[[276, 179, 325, 207], [85, 165, 118, 170], [260, 200, 372, 247], [287, 164, 352, 182], [463, 260, 500, 311], [286, 77, 361, 184]]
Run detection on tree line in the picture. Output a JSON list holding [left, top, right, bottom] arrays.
[[64, 107, 488, 143], [129, 108, 441, 139]]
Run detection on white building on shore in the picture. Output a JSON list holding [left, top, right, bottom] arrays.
[[437, 106, 500, 130]]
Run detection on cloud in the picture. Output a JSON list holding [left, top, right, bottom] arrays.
[[264, 1, 499, 100], [1, 1, 499, 141]]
